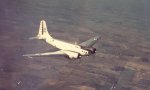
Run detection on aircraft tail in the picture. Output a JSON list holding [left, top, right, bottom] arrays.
[[29, 20, 53, 40]]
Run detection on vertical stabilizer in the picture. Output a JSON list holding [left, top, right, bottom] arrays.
[[37, 20, 52, 39], [29, 20, 53, 40]]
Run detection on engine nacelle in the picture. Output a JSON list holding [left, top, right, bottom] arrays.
[[88, 48, 96, 54], [64, 51, 80, 59]]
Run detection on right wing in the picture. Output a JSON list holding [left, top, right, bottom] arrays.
[[79, 36, 100, 48], [23, 50, 65, 58]]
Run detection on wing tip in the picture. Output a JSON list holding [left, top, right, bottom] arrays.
[[22, 54, 33, 58], [94, 35, 101, 40]]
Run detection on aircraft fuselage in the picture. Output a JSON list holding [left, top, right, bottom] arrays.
[[46, 38, 89, 56]]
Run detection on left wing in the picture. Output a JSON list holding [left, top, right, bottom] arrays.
[[79, 36, 100, 48], [23, 50, 65, 58]]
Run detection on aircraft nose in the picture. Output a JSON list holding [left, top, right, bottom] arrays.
[[86, 51, 89, 55]]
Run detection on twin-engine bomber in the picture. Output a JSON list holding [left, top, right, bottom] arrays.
[[23, 20, 100, 59]]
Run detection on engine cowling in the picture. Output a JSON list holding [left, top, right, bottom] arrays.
[[64, 51, 81, 59], [88, 48, 96, 54]]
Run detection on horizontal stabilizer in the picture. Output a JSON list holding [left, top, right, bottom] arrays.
[[29, 37, 39, 40]]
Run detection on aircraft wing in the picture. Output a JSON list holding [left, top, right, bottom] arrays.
[[79, 36, 100, 48], [23, 50, 65, 58]]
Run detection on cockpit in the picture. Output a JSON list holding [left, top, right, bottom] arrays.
[[81, 50, 89, 55], [75, 45, 81, 48]]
